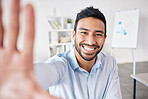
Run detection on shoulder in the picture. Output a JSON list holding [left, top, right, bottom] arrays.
[[45, 51, 72, 70], [99, 52, 117, 70], [99, 52, 116, 62], [46, 51, 70, 63]]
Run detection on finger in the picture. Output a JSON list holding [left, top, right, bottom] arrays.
[[7, 0, 20, 49], [23, 4, 35, 57], [0, 0, 4, 47]]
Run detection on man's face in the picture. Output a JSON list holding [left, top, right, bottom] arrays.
[[72, 17, 106, 61]]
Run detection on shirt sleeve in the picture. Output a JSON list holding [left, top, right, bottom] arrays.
[[105, 59, 122, 99], [34, 59, 67, 90]]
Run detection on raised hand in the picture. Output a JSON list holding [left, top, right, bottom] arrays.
[[0, 0, 59, 99]]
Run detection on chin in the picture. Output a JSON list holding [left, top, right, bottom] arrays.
[[81, 53, 97, 61]]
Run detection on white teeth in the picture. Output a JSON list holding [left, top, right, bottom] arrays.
[[83, 46, 95, 51]]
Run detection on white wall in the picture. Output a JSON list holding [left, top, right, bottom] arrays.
[[2, 0, 148, 63]]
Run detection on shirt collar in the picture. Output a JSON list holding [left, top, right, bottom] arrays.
[[68, 47, 102, 71], [91, 53, 102, 71], [69, 48, 79, 70]]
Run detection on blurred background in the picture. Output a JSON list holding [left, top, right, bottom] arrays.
[[2, 0, 148, 99], [2, 0, 148, 63]]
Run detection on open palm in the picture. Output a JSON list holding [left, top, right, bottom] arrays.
[[0, 0, 59, 99]]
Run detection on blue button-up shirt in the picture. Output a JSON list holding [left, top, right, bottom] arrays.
[[35, 48, 122, 99]]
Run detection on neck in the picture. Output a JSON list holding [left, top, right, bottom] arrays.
[[75, 49, 96, 73]]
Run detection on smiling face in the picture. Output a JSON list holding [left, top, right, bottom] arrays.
[[72, 17, 106, 61]]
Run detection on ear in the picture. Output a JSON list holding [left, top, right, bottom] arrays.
[[105, 34, 107, 40], [72, 30, 76, 41], [103, 34, 107, 44]]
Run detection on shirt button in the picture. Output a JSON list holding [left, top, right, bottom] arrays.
[[90, 91, 93, 94]]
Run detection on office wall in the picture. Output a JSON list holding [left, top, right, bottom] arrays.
[[2, 0, 148, 63]]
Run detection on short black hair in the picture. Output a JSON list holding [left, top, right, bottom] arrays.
[[74, 6, 107, 36]]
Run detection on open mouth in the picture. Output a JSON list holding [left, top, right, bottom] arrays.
[[82, 45, 97, 51], [81, 44, 99, 55]]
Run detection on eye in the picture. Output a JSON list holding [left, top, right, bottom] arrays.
[[80, 32, 87, 34], [96, 33, 103, 37]]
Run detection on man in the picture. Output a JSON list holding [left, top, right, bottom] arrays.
[[0, 0, 122, 99], [35, 6, 122, 99]]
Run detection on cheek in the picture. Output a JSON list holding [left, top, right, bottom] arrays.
[[76, 35, 85, 42], [97, 39, 105, 46]]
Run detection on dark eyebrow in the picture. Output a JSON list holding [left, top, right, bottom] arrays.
[[79, 28, 90, 31], [96, 30, 104, 34]]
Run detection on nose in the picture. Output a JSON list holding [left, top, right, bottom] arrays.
[[86, 35, 96, 45]]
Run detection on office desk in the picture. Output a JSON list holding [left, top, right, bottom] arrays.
[[131, 73, 148, 99]]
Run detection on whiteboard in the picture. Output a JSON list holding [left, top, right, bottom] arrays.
[[112, 9, 139, 48]]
